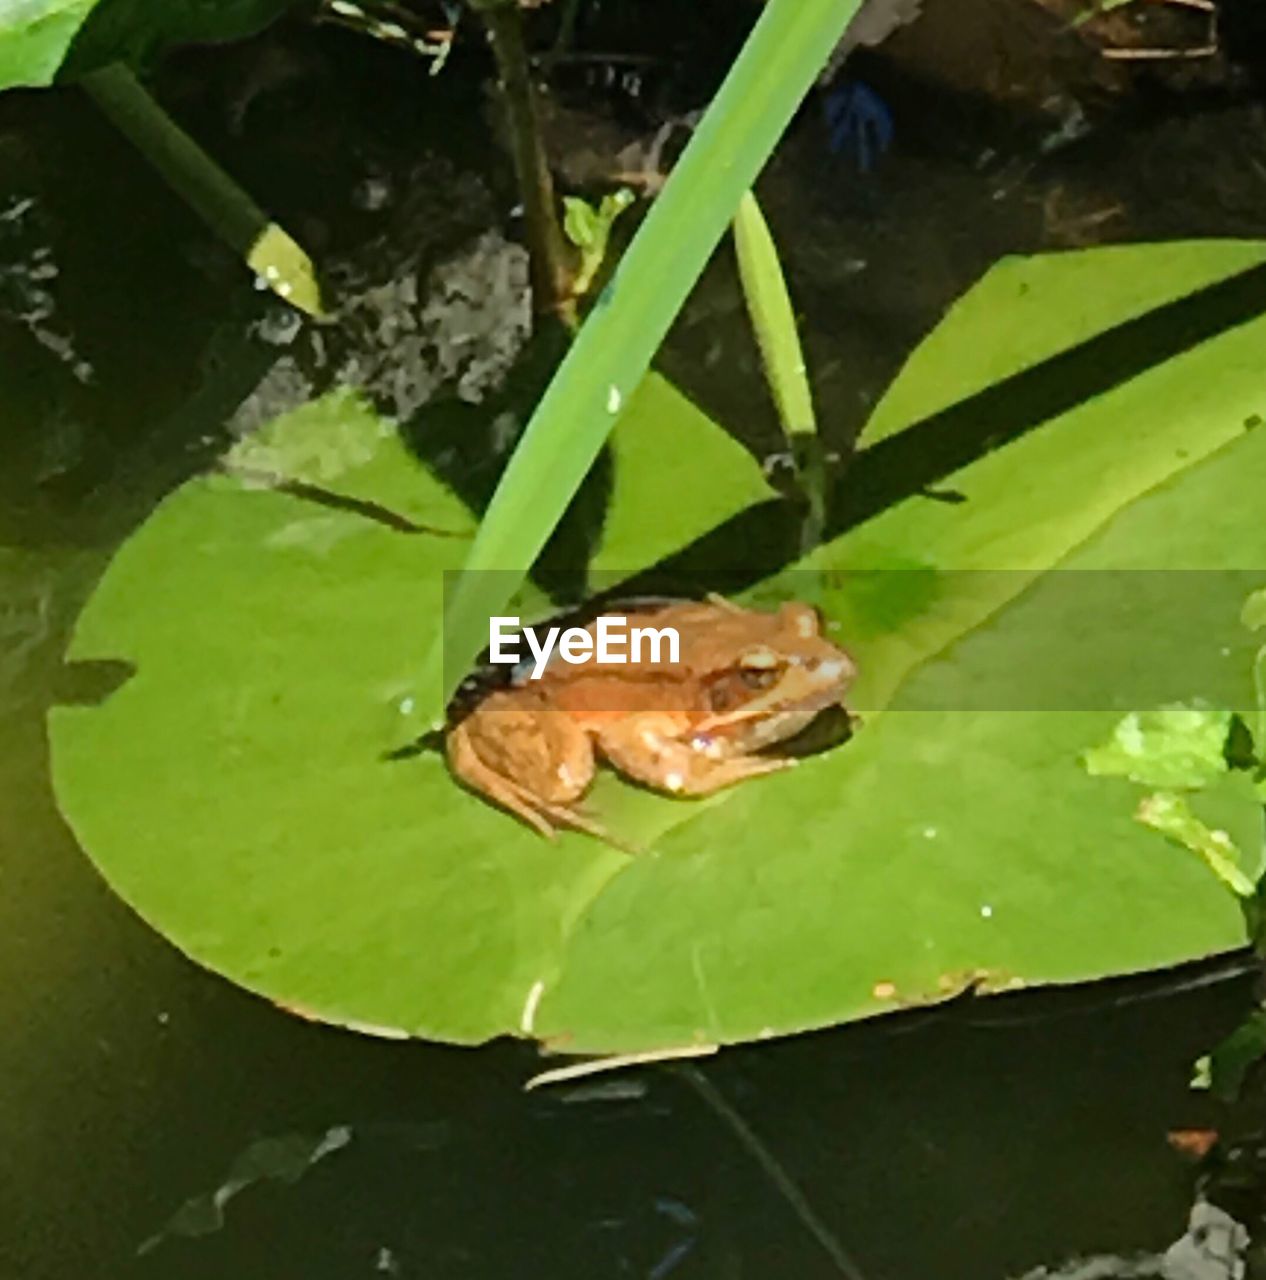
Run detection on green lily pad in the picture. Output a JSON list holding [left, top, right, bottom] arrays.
[[1241, 588, 1266, 633], [50, 243, 1266, 1050], [541, 423, 1266, 1051]]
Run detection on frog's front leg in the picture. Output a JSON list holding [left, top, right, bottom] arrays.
[[447, 695, 607, 841], [595, 713, 793, 797]]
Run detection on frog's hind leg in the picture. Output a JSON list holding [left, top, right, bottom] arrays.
[[448, 722, 559, 838], [597, 713, 794, 798], [447, 721, 617, 846]]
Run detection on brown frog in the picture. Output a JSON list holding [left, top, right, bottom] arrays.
[[446, 597, 855, 844]]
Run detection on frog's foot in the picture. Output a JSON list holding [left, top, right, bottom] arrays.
[[529, 794, 624, 848], [822, 79, 893, 173], [597, 714, 795, 798], [456, 755, 616, 845], [497, 784, 639, 854]]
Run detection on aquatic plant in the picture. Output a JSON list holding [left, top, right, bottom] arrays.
[[1085, 589, 1266, 1100], [51, 239, 1266, 1050], [24, 0, 1266, 1055]]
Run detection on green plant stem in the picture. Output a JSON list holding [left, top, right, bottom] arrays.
[[471, 0, 574, 319], [81, 62, 324, 318], [792, 434, 829, 553], [408, 0, 863, 734]]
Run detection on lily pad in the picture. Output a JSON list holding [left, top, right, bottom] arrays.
[[541, 424, 1266, 1051], [50, 243, 1266, 1050]]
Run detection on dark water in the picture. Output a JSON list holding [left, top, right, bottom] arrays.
[[5, 9, 1266, 1277]]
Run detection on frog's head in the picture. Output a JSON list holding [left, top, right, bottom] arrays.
[[692, 602, 855, 753]]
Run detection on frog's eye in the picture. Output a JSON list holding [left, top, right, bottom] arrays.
[[738, 648, 780, 688]]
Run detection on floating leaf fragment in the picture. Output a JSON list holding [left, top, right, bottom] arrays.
[[1135, 791, 1255, 898], [1084, 705, 1232, 790]]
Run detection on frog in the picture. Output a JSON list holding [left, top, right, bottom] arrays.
[[445, 596, 856, 845]]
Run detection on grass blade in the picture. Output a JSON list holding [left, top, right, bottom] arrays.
[[412, 0, 862, 733]]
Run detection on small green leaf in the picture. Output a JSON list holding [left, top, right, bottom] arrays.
[[1135, 791, 1256, 897], [733, 191, 817, 440], [563, 189, 634, 297], [1205, 1009, 1266, 1102], [562, 196, 600, 249], [732, 190, 825, 546], [1242, 588, 1266, 632], [1083, 705, 1232, 790]]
